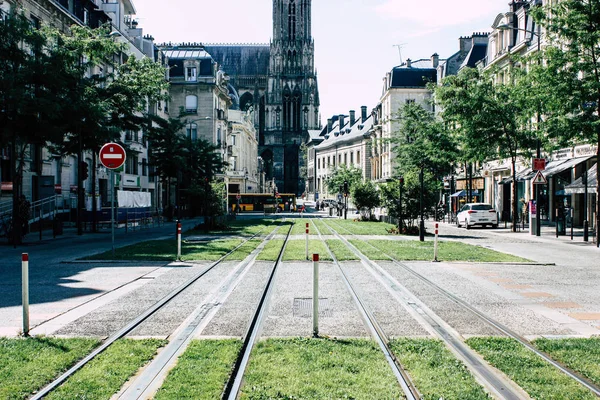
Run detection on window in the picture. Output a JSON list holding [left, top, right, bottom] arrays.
[[83, 9, 89, 25], [350, 153, 354, 165], [149, 166, 155, 182], [186, 123, 198, 140], [186, 67, 197, 82], [406, 99, 415, 104], [142, 159, 147, 176], [125, 131, 133, 141], [317, 158, 320, 169], [231, 135, 236, 146], [357, 151, 361, 165], [344, 153, 347, 164], [185, 95, 197, 113]]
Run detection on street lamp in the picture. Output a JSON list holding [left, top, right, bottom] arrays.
[[419, 165, 425, 242], [497, 21, 543, 236]]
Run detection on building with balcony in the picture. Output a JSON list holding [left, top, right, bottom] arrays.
[[226, 109, 260, 195]]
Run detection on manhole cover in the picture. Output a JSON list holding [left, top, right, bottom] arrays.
[[293, 297, 332, 318]]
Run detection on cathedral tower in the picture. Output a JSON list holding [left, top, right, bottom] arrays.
[[261, 0, 320, 195]]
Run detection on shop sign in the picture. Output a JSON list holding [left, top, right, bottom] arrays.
[[54, 184, 62, 194], [1, 182, 13, 191], [575, 145, 598, 157]]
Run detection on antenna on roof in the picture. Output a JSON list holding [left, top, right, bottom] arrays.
[[393, 43, 407, 64], [392, 43, 406, 65]]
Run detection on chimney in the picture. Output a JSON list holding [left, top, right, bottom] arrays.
[[338, 114, 345, 130], [431, 53, 439, 68], [349, 110, 356, 126], [360, 106, 368, 122], [327, 118, 333, 133], [406, 58, 412, 68], [459, 36, 473, 56]]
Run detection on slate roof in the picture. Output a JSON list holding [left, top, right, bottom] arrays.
[[460, 44, 488, 69], [162, 49, 213, 60], [390, 59, 439, 88], [203, 44, 270, 77], [315, 115, 373, 151]]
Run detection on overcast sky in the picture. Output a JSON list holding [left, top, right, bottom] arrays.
[[133, 0, 509, 123]]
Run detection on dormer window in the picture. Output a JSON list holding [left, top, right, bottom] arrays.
[[186, 67, 197, 82]]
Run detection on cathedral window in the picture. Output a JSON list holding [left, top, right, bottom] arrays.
[[288, 1, 296, 41]]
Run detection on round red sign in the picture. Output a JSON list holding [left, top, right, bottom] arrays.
[[99, 143, 126, 169]]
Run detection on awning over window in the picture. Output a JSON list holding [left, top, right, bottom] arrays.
[[498, 156, 593, 184], [450, 189, 479, 198], [564, 163, 597, 194]]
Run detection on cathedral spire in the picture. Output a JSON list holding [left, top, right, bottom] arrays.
[[273, 0, 312, 44]]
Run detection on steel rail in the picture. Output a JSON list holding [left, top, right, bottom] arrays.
[[222, 222, 293, 399], [30, 223, 277, 400], [310, 217, 421, 400], [325, 218, 600, 398], [322, 218, 525, 400]]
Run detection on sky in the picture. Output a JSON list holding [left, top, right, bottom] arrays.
[[132, 0, 510, 123]]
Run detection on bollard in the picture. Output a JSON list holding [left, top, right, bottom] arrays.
[[177, 222, 182, 261], [306, 223, 309, 260], [22, 253, 29, 336], [433, 223, 440, 262], [556, 209, 559, 238], [313, 253, 319, 337]]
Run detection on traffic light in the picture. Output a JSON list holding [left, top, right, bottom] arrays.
[[399, 176, 404, 186], [80, 161, 89, 181], [343, 180, 348, 194]]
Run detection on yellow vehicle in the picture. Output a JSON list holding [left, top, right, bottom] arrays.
[[229, 193, 296, 213]]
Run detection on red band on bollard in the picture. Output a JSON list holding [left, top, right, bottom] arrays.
[[306, 229, 309, 234], [435, 223, 439, 228], [177, 223, 182, 234], [306, 223, 309, 228], [313, 254, 319, 262], [22, 253, 29, 262]]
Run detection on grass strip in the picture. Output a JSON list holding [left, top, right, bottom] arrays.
[[328, 219, 397, 235], [0, 337, 99, 399], [224, 239, 262, 261], [47, 338, 164, 400], [389, 338, 490, 400], [534, 337, 600, 386], [187, 219, 279, 236], [283, 239, 332, 261], [155, 339, 242, 400], [467, 337, 596, 399], [256, 239, 285, 261], [290, 219, 317, 235], [312, 218, 333, 235], [240, 338, 402, 399], [83, 238, 244, 261], [326, 239, 359, 261], [351, 239, 530, 262]]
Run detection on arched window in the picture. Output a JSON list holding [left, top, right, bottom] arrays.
[[185, 95, 197, 113], [288, 0, 296, 41]]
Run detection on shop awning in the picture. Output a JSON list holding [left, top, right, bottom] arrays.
[[542, 156, 594, 179], [564, 163, 597, 194], [450, 189, 479, 198], [498, 168, 533, 184]]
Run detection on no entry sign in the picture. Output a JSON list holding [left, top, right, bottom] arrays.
[[99, 143, 126, 169]]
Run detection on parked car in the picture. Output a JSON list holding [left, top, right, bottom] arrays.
[[322, 199, 337, 208], [456, 203, 498, 229]]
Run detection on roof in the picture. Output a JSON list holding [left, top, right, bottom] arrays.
[[203, 45, 270, 77], [390, 60, 439, 88], [460, 44, 488, 69], [315, 115, 373, 151], [565, 163, 597, 194], [162, 49, 213, 60]]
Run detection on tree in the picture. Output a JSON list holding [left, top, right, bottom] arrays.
[[435, 67, 536, 231], [325, 165, 362, 194], [0, 11, 69, 243], [351, 180, 381, 220], [530, 0, 600, 243]]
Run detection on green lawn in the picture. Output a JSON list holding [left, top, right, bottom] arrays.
[[240, 338, 403, 399], [326, 239, 359, 261], [0, 337, 99, 399], [389, 338, 490, 400], [47, 339, 164, 400], [155, 339, 242, 400], [83, 238, 246, 261], [326, 219, 397, 235], [467, 337, 597, 399], [224, 239, 263, 261], [534, 337, 600, 386], [312, 218, 333, 235], [187, 218, 281, 237], [283, 239, 332, 261], [290, 219, 317, 235], [351, 239, 530, 262], [256, 239, 285, 261]]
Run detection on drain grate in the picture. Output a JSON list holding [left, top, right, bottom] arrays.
[[292, 297, 332, 318]]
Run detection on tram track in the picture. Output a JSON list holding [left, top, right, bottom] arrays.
[[29, 221, 283, 400], [322, 218, 600, 398]]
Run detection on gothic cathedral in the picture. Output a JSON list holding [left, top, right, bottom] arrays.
[[263, 0, 320, 195]]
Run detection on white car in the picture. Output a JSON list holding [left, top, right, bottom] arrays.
[[456, 203, 498, 229]]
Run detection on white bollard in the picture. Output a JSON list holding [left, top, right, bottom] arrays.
[[433, 223, 440, 262], [177, 222, 182, 261], [306, 223, 309, 260], [22, 253, 29, 336], [313, 253, 319, 337]]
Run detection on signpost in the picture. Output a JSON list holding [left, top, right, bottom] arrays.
[[99, 143, 126, 257], [531, 170, 547, 237], [532, 158, 546, 171]]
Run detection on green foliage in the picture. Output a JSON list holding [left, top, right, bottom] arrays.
[[467, 337, 596, 399], [241, 338, 403, 399], [534, 338, 600, 386], [325, 164, 362, 194], [350, 180, 381, 220], [155, 339, 242, 400], [379, 170, 436, 228], [325, 239, 359, 261]]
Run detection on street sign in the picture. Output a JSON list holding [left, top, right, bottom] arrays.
[[532, 170, 547, 185], [99, 143, 126, 169], [533, 158, 546, 171]]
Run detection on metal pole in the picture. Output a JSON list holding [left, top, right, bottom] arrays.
[[433, 223, 439, 262], [177, 222, 182, 261], [312, 253, 319, 337], [419, 166, 425, 242], [22, 253, 29, 336], [111, 170, 115, 257], [398, 178, 403, 234], [306, 223, 309, 260], [536, 26, 542, 237], [584, 167, 589, 242]]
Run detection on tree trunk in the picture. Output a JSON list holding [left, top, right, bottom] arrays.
[[512, 158, 518, 233], [91, 153, 97, 233], [10, 141, 23, 246]]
